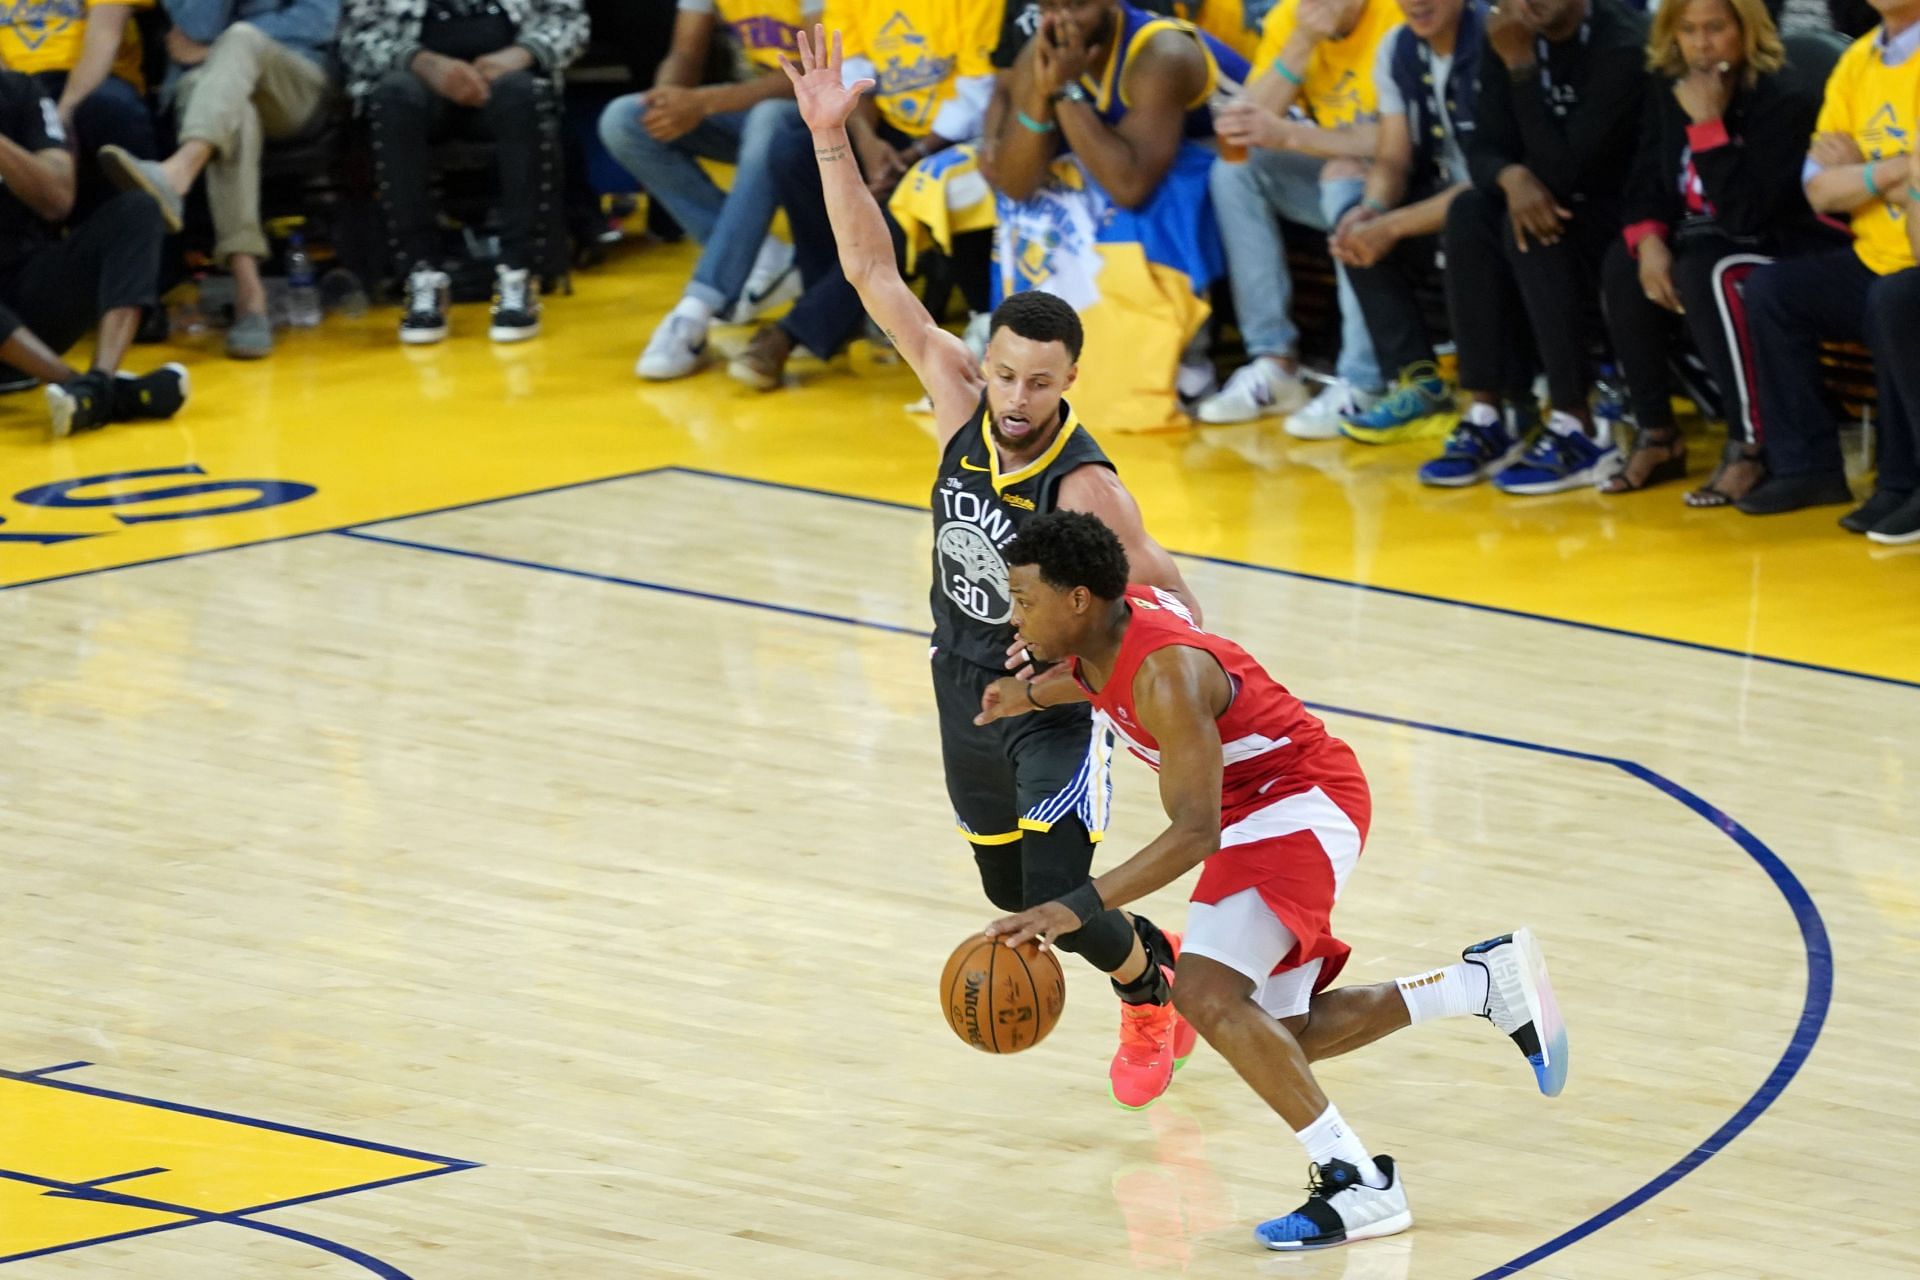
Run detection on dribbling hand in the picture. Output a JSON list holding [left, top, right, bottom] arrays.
[[984, 900, 1081, 949], [781, 24, 875, 133]]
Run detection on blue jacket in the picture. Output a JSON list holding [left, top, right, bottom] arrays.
[[164, 0, 341, 73], [1387, 0, 1485, 197]]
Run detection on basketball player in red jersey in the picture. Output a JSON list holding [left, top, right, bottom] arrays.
[[784, 28, 1207, 1109], [979, 511, 1568, 1251]]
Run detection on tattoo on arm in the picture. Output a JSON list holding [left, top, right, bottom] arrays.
[[816, 143, 850, 161]]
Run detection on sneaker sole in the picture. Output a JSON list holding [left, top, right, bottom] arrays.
[[1282, 419, 1345, 440], [97, 146, 184, 234], [1866, 526, 1920, 545], [489, 324, 541, 343], [1511, 926, 1568, 1098], [45, 385, 74, 439], [637, 348, 707, 381], [1340, 411, 1460, 445], [1257, 1208, 1414, 1251], [1495, 471, 1607, 496], [727, 360, 781, 392], [400, 327, 449, 345]]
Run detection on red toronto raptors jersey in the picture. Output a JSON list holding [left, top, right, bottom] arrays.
[[1069, 587, 1366, 822]]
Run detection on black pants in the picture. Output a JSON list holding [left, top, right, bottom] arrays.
[[368, 68, 556, 275], [1600, 231, 1776, 440], [768, 111, 911, 360], [931, 648, 1136, 973], [0, 191, 163, 357], [31, 71, 158, 220], [1347, 230, 1443, 380], [1444, 185, 1611, 410], [1865, 267, 1920, 494], [1742, 247, 1885, 480]]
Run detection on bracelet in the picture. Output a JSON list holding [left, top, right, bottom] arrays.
[[1272, 60, 1304, 86], [1864, 159, 1880, 198], [1056, 881, 1105, 927], [1910, 184, 1920, 202], [1025, 679, 1049, 710], [1014, 109, 1056, 134], [1362, 197, 1390, 214]]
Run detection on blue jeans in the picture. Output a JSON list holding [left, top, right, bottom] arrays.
[[597, 95, 799, 311], [1209, 147, 1382, 393]]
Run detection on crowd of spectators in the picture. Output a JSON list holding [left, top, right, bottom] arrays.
[[5, 0, 1916, 541]]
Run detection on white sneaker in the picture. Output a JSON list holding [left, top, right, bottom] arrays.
[[724, 239, 799, 324], [1195, 358, 1310, 424], [963, 310, 991, 360], [1254, 1156, 1412, 1251], [1177, 358, 1218, 402], [488, 265, 541, 343], [1463, 927, 1569, 1097], [636, 311, 709, 380], [1285, 380, 1378, 440]]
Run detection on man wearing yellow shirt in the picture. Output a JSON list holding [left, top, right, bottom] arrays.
[[1196, 0, 1399, 436], [728, 0, 1000, 390], [1737, 0, 1920, 521], [0, 0, 159, 215]]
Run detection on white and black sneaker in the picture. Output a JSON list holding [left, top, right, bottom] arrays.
[[399, 264, 450, 345], [1463, 926, 1569, 1097], [1254, 1157, 1411, 1251], [489, 265, 541, 342], [723, 238, 799, 324]]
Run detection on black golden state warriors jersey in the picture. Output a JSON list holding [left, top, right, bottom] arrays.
[[930, 395, 1114, 672]]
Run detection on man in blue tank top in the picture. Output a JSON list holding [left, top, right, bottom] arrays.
[[786, 25, 1216, 1111]]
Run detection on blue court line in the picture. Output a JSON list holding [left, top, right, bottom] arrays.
[[16, 1061, 90, 1077], [2, 1167, 421, 1279], [336, 527, 1833, 1280], [72, 1167, 166, 1189], [0, 1068, 476, 1269], [5, 460, 1915, 692], [664, 465, 1920, 692]]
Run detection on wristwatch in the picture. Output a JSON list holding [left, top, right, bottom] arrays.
[[1054, 82, 1091, 106]]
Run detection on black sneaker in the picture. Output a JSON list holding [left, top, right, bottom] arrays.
[[46, 371, 113, 439], [1840, 487, 1913, 534], [1866, 490, 1920, 545], [111, 363, 190, 421], [488, 265, 541, 342], [1735, 471, 1853, 515], [399, 263, 450, 345], [1253, 1157, 1412, 1251]]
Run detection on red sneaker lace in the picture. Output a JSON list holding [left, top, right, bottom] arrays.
[[1117, 1000, 1172, 1062]]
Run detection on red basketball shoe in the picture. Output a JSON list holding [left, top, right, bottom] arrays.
[[1111, 930, 1194, 1109], [1165, 931, 1199, 1070]]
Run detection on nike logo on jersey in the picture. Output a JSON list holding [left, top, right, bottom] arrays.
[[958, 456, 990, 473]]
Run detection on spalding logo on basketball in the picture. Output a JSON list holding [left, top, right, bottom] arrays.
[[939, 932, 1065, 1053]]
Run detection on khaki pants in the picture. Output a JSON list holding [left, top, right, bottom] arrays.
[[175, 23, 332, 263]]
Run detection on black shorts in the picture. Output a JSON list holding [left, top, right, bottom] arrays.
[[931, 646, 1113, 848]]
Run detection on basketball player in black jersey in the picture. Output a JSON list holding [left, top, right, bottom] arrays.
[[786, 26, 1202, 1107]]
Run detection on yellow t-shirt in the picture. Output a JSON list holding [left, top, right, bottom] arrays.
[[711, 0, 815, 73], [1815, 29, 1920, 275], [1251, 0, 1399, 127], [829, 0, 1002, 137], [1173, 0, 1260, 60], [0, 0, 153, 94]]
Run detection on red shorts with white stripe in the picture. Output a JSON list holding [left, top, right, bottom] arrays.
[[1181, 749, 1371, 1011]]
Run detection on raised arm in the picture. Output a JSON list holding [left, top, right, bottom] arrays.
[[783, 25, 984, 439]]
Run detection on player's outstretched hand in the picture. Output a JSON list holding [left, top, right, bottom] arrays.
[[984, 900, 1080, 949], [781, 24, 874, 133], [975, 676, 1037, 725]]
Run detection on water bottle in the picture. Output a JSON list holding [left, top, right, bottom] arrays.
[[1593, 362, 1629, 448], [285, 232, 321, 328]]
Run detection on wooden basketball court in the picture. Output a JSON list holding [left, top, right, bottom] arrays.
[[2, 242, 1916, 1278]]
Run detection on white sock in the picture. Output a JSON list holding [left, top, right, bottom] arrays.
[[1396, 961, 1489, 1024], [670, 295, 714, 324], [1464, 400, 1501, 427], [1547, 408, 1595, 440], [1294, 1103, 1386, 1188]]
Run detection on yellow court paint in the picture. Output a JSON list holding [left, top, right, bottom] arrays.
[[0, 1074, 462, 1263], [0, 239, 1914, 685]]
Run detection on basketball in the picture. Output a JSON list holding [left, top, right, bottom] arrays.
[[939, 932, 1066, 1053]]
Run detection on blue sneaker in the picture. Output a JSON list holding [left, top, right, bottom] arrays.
[[1492, 414, 1621, 495], [1340, 365, 1459, 444], [1418, 407, 1520, 487], [1463, 927, 1569, 1098], [1254, 1156, 1412, 1251]]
